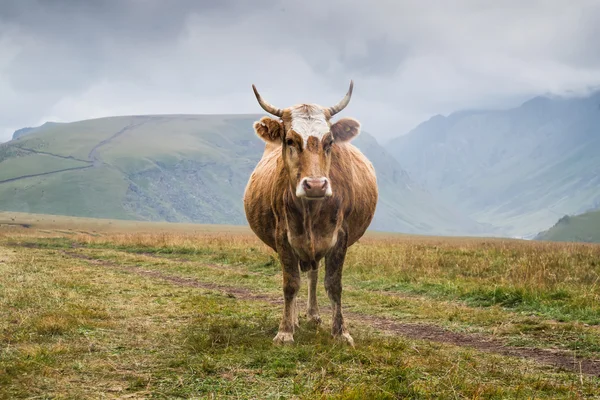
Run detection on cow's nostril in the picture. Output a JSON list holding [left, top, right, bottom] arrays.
[[303, 180, 312, 190], [321, 180, 328, 189]]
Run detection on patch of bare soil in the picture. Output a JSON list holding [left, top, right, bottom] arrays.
[[357, 315, 600, 376], [61, 250, 600, 377]]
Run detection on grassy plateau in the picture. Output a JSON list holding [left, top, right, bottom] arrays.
[[1, 212, 600, 399]]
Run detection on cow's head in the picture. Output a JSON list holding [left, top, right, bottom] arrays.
[[251, 81, 360, 200]]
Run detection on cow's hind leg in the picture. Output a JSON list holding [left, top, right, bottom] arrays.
[[274, 240, 300, 344], [324, 231, 353, 346]]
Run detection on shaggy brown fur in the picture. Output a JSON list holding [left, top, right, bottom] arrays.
[[244, 102, 378, 346]]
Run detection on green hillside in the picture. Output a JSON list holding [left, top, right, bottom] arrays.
[[535, 209, 600, 243], [0, 114, 491, 236], [387, 92, 600, 238]]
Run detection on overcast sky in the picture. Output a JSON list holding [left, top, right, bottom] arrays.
[[1, 0, 599, 143]]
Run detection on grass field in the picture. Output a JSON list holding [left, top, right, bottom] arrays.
[[1, 213, 600, 398]]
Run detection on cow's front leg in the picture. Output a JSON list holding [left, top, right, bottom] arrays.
[[274, 238, 300, 344], [292, 295, 300, 329], [324, 230, 353, 346], [307, 266, 321, 324]]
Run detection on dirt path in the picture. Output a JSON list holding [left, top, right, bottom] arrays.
[[1, 122, 143, 184], [15, 146, 92, 163], [61, 250, 600, 377], [88, 122, 144, 167], [0, 165, 93, 184]]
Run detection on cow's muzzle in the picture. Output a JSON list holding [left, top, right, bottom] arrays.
[[296, 177, 332, 199]]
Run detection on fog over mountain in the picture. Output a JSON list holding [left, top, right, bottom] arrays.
[[387, 90, 600, 238], [1, 0, 600, 143]]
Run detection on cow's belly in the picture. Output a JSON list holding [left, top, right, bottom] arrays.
[[287, 229, 338, 262]]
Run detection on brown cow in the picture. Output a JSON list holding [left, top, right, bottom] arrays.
[[243, 81, 378, 346]]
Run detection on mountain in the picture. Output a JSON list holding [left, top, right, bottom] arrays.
[[0, 114, 490, 236], [535, 208, 600, 243], [387, 91, 600, 238]]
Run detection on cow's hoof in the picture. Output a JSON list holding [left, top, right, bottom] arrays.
[[273, 332, 294, 345], [307, 314, 322, 325], [334, 332, 355, 347]]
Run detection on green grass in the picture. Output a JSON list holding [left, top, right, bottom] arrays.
[[62, 233, 600, 324], [33, 230, 594, 360], [2, 231, 600, 399]]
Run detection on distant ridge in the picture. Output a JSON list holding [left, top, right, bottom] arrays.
[[387, 90, 600, 238]]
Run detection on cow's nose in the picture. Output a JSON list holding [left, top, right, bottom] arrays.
[[301, 177, 330, 198], [302, 178, 327, 191]]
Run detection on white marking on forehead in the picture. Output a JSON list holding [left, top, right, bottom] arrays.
[[289, 104, 330, 144]]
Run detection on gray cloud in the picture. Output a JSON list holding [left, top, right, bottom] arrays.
[[1, 0, 600, 142]]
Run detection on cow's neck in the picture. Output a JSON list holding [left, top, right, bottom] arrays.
[[286, 184, 326, 218], [284, 186, 338, 262]]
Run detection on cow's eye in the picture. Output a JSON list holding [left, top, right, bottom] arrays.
[[286, 139, 294, 147]]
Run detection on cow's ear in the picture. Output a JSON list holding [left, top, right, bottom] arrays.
[[253, 117, 283, 143], [331, 117, 360, 142]]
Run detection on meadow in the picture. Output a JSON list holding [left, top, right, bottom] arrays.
[[1, 212, 600, 399]]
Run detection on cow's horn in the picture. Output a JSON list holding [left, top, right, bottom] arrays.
[[328, 80, 354, 117], [252, 84, 284, 117]]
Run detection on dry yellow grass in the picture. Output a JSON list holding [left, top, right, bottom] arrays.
[[72, 230, 600, 306]]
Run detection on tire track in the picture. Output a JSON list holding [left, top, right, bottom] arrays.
[[62, 249, 600, 377]]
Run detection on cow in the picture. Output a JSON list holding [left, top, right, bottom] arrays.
[[243, 81, 378, 346]]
